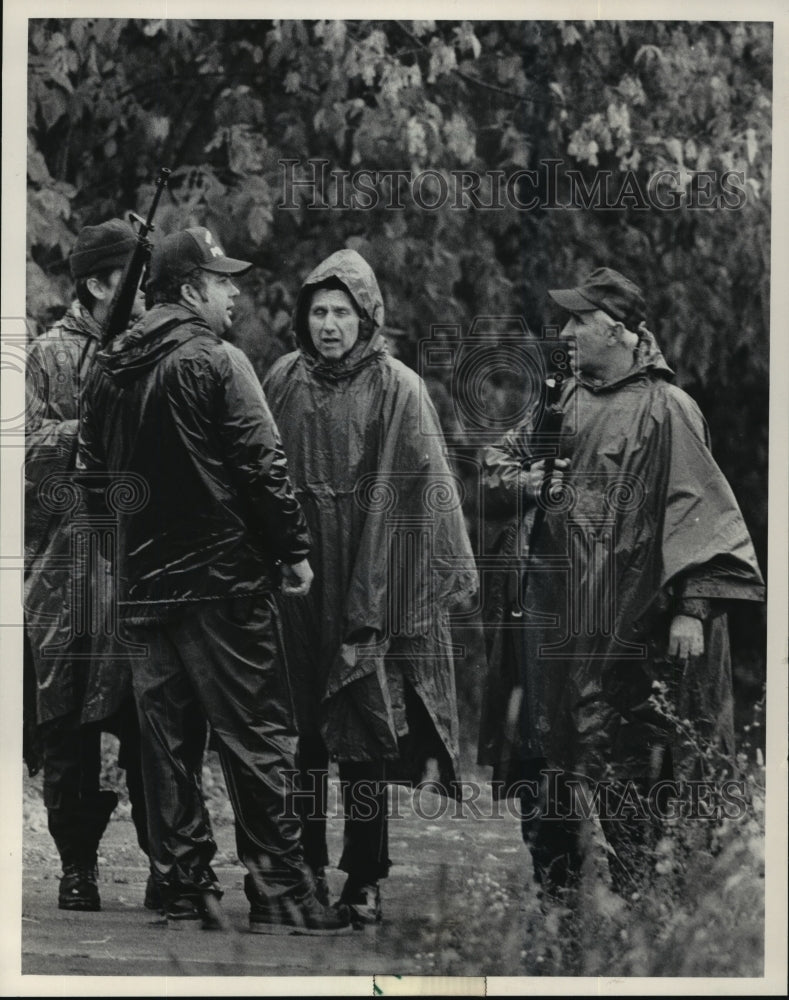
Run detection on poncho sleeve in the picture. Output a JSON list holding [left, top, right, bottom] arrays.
[[660, 385, 764, 601]]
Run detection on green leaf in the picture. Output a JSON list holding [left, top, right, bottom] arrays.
[[560, 24, 582, 48], [745, 127, 758, 164], [248, 204, 273, 244], [27, 140, 52, 185], [37, 86, 68, 128], [453, 22, 481, 60], [665, 137, 684, 164]]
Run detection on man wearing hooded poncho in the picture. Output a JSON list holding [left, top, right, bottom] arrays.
[[264, 250, 477, 925]]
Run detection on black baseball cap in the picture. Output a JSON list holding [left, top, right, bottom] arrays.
[[148, 226, 252, 289], [548, 267, 647, 329]]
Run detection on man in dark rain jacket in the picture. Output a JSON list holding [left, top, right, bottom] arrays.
[[478, 268, 764, 897], [77, 227, 350, 934], [25, 219, 150, 912], [263, 249, 477, 926]]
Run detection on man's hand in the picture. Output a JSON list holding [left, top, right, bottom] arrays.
[[668, 614, 704, 659], [280, 558, 314, 597], [523, 457, 570, 501]]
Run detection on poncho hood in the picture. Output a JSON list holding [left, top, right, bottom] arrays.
[[292, 249, 386, 372], [575, 326, 675, 392]]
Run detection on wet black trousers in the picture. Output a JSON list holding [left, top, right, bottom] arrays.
[[42, 698, 148, 868], [517, 762, 662, 896], [128, 596, 312, 905], [296, 735, 392, 884]]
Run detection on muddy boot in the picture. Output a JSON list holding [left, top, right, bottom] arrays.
[[310, 866, 330, 907], [50, 790, 117, 912], [144, 873, 163, 911], [59, 858, 100, 911], [160, 869, 226, 930], [199, 888, 229, 931]]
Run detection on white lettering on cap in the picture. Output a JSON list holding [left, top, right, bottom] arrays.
[[204, 229, 224, 258]]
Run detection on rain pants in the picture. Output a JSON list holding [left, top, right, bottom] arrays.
[[78, 303, 314, 903]]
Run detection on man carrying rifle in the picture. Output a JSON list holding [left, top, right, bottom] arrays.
[[77, 227, 351, 933], [25, 219, 151, 912], [478, 268, 764, 900]]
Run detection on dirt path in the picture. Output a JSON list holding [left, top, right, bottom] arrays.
[[21, 775, 535, 983]]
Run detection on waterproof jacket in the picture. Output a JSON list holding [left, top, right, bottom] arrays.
[[78, 303, 310, 623], [478, 331, 765, 788], [25, 302, 133, 724], [263, 250, 477, 782]]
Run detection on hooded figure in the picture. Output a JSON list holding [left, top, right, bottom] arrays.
[[478, 268, 765, 896], [263, 249, 477, 924]]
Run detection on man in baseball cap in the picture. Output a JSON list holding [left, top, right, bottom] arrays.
[[479, 264, 764, 902], [547, 267, 648, 381], [144, 226, 252, 339], [77, 226, 351, 933]]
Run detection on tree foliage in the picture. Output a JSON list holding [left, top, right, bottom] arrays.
[[27, 18, 771, 675]]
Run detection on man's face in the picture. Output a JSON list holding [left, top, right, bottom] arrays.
[[186, 271, 239, 336], [308, 288, 360, 360], [89, 268, 146, 323], [560, 309, 613, 377]]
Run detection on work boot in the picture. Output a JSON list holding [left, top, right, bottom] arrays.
[[311, 866, 330, 907], [161, 870, 225, 930], [338, 878, 382, 927], [249, 891, 352, 936], [163, 894, 202, 920], [144, 873, 162, 911], [58, 861, 100, 912], [160, 891, 228, 930]]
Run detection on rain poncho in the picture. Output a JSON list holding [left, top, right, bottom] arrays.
[[263, 250, 477, 781], [25, 302, 132, 724], [478, 331, 764, 787]]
